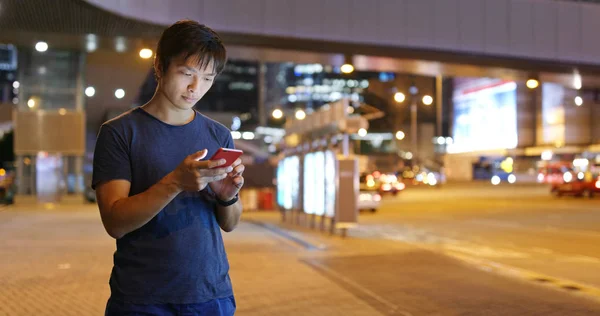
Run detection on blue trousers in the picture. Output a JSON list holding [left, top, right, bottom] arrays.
[[105, 296, 236, 316]]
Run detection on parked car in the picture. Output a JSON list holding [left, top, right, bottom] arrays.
[[0, 169, 15, 205], [358, 191, 381, 213], [358, 173, 382, 212], [551, 172, 600, 198]]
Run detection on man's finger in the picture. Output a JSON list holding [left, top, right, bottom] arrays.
[[201, 173, 228, 183], [229, 165, 245, 177], [229, 158, 242, 168], [190, 159, 225, 169], [232, 176, 244, 188], [189, 149, 208, 161], [208, 159, 228, 169], [200, 166, 232, 177]]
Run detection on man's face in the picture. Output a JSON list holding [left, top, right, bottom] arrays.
[[157, 55, 216, 110]]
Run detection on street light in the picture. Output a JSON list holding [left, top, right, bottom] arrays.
[[340, 64, 354, 74], [422, 95, 433, 105], [295, 109, 306, 120], [408, 90, 433, 159], [85, 86, 95, 97], [395, 131, 405, 140], [139, 48, 153, 59], [394, 92, 406, 103], [526, 79, 539, 89], [35, 41, 48, 52], [574, 72, 582, 90], [115, 89, 125, 99], [272, 109, 283, 119]]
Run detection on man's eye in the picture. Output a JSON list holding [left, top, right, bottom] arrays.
[[204, 77, 214, 81]]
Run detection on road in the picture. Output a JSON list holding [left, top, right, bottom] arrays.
[[245, 182, 600, 315], [355, 183, 600, 290]]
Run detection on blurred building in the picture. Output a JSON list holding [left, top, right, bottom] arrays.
[[1, 0, 600, 200]]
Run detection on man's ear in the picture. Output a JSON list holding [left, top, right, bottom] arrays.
[[154, 58, 162, 80]]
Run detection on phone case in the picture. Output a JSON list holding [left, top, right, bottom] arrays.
[[209, 148, 243, 168]]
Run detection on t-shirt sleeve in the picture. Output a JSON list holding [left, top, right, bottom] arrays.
[[91, 124, 132, 190], [222, 130, 235, 150]]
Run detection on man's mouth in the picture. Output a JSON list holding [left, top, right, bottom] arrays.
[[182, 96, 197, 103]]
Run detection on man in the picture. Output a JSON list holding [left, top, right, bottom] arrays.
[[92, 20, 244, 315]]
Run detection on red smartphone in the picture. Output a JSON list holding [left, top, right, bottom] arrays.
[[209, 148, 243, 168]]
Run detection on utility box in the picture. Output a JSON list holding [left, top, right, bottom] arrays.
[[335, 156, 358, 229]]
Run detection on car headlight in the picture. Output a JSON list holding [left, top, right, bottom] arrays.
[[491, 175, 501, 185], [563, 172, 573, 183], [508, 174, 516, 184], [537, 173, 544, 182]]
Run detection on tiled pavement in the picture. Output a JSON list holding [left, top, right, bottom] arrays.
[[0, 202, 382, 316]]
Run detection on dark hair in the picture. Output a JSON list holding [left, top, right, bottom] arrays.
[[155, 20, 227, 79]]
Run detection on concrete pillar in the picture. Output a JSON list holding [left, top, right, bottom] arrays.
[[564, 89, 592, 146], [516, 83, 537, 148], [30, 156, 36, 195], [75, 155, 83, 193], [15, 155, 24, 194], [63, 155, 70, 195], [435, 75, 443, 137]]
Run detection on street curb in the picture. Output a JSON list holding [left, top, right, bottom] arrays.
[[446, 251, 600, 303], [242, 219, 327, 251]]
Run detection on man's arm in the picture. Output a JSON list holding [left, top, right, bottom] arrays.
[[215, 200, 243, 232], [96, 175, 181, 239], [96, 150, 231, 239]]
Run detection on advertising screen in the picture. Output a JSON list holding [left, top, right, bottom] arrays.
[[288, 156, 300, 210], [451, 80, 518, 153], [303, 153, 315, 214], [313, 152, 326, 216], [277, 156, 299, 210], [276, 159, 285, 208], [541, 83, 565, 145]]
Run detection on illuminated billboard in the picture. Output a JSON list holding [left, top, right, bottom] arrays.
[[450, 80, 518, 153], [303, 153, 315, 214], [313, 152, 325, 216], [541, 83, 565, 145], [277, 156, 300, 210]]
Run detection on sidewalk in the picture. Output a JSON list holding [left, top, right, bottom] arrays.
[[0, 203, 383, 316], [224, 218, 384, 316]]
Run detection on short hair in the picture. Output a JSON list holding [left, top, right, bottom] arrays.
[[154, 20, 227, 79]]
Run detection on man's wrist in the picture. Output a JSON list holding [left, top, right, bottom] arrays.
[[216, 193, 239, 206], [161, 172, 183, 194]]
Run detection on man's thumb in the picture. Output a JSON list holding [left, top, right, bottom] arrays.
[[191, 149, 208, 161]]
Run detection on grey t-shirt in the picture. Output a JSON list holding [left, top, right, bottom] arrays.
[[92, 107, 234, 304]]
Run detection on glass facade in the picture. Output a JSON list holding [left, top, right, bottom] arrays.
[[17, 48, 83, 111]]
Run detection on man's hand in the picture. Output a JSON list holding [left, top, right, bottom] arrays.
[[209, 158, 245, 201], [168, 149, 232, 192]]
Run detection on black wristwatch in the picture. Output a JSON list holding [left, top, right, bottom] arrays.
[[216, 194, 239, 207]]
